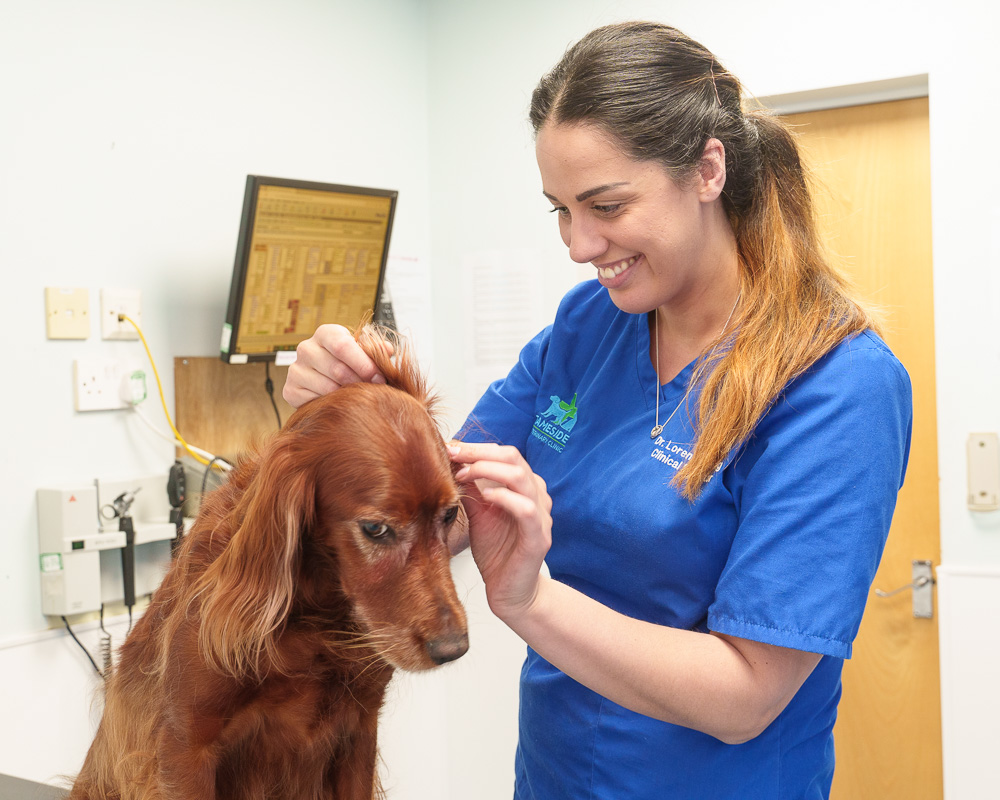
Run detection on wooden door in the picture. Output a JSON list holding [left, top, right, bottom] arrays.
[[784, 98, 940, 798]]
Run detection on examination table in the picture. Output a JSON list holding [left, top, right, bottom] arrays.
[[0, 774, 68, 799]]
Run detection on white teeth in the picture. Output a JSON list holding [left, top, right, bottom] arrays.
[[598, 256, 637, 280]]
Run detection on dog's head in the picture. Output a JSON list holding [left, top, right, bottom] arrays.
[[197, 325, 468, 677], [299, 377, 470, 672]]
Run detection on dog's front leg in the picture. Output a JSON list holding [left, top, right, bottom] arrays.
[[330, 728, 383, 800]]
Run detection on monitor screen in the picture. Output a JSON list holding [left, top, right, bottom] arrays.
[[220, 175, 397, 363]]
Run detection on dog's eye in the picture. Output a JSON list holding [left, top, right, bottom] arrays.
[[442, 506, 459, 526], [360, 521, 395, 542]]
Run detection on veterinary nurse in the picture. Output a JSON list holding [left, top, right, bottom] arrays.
[[283, 21, 913, 800]]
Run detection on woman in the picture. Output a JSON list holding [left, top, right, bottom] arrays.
[[283, 21, 912, 799]]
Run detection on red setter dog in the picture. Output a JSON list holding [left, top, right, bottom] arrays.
[[69, 326, 469, 800]]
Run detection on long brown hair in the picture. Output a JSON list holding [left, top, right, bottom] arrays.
[[530, 21, 879, 499]]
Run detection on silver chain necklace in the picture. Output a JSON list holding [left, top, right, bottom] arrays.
[[650, 293, 740, 439]]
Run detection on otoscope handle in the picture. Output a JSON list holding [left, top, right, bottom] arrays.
[[120, 515, 136, 608]]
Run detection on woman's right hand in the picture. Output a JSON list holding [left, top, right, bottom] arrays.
[[282, 324, 388, 408], [448, 441, 553, 622]]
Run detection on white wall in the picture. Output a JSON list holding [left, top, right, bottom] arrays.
[[3, 0, 998, 797]]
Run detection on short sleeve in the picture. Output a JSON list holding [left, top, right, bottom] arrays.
[[708, 333, 913, 658]]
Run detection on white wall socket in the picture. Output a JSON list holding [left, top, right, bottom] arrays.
[[73, 357, 129, 411], [101, 288, 142, 340]]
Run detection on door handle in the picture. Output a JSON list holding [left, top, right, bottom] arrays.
[[875, 559, 934, 619]]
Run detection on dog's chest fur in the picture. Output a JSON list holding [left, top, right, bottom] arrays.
[[212, 634, 394, 798]]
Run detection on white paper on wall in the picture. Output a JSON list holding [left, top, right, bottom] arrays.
[[461, 248, 548, 404], [385, 253, 435, 371]]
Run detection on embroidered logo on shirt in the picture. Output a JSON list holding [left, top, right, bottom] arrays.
[[650, 434, 693, 472], [650, 435, 725, 477], [531, 393, 578, 453]]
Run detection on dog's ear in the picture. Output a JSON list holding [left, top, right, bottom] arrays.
[[354, 323, 441, 422], [194, 439, 315, 680]]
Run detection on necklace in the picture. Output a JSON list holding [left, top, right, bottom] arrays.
[[650, 292, 741, 439]]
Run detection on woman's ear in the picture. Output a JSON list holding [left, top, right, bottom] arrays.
[[698, 138, 727, 202]]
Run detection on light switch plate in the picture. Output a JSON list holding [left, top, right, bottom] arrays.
[[967, 433, 1000, 511], [45, 287, 90, 339]]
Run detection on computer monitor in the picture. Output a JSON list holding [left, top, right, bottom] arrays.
[[220, 175, 397, 363]]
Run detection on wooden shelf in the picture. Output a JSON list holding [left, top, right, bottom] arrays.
[[173, 357, 296, 463]]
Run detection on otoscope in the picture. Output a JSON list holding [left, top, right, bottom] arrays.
[[105, 488, 140, 613]]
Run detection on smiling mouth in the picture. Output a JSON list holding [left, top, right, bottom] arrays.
[[597, 256, 638, 280]]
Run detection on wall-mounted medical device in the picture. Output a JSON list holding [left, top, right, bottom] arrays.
[[37, 474, 178, 617]]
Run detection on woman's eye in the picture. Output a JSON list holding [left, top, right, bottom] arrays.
[[593, 203, 623, 214], [442, 506, 459, 525], [360, 521, 395, 542], [548, 206, 570, 218]]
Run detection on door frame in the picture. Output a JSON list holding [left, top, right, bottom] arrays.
[[754, 74, 927, 115]]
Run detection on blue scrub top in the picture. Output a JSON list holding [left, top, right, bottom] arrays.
[[458, 280, 912, 800]]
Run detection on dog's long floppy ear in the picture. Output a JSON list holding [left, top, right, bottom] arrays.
[[355, 323, 440, 420], [194, 438, 315, 681]]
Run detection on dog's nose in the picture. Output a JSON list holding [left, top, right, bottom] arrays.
[[425, 632, 469, 665]]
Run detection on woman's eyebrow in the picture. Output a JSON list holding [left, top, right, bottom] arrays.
[[542, 182, 630, 204]]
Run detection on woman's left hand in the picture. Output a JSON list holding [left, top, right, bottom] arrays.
[[448, 442, 552, 621]]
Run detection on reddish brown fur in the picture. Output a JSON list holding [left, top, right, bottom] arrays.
[[69, 326, 468, 800]]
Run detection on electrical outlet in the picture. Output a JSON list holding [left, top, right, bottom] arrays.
[[73, 357, 129, 411], [101, 288, 142, 340], [45, 287, 90, 339]]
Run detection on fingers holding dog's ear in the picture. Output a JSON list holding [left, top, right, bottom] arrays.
[[447, 442, 552, 621], [283, 324, 389, 408]]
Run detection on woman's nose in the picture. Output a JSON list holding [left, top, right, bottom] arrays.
[[564, 217, 607, 264]]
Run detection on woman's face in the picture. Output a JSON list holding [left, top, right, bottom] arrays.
[[535, 122, 733, 317]]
